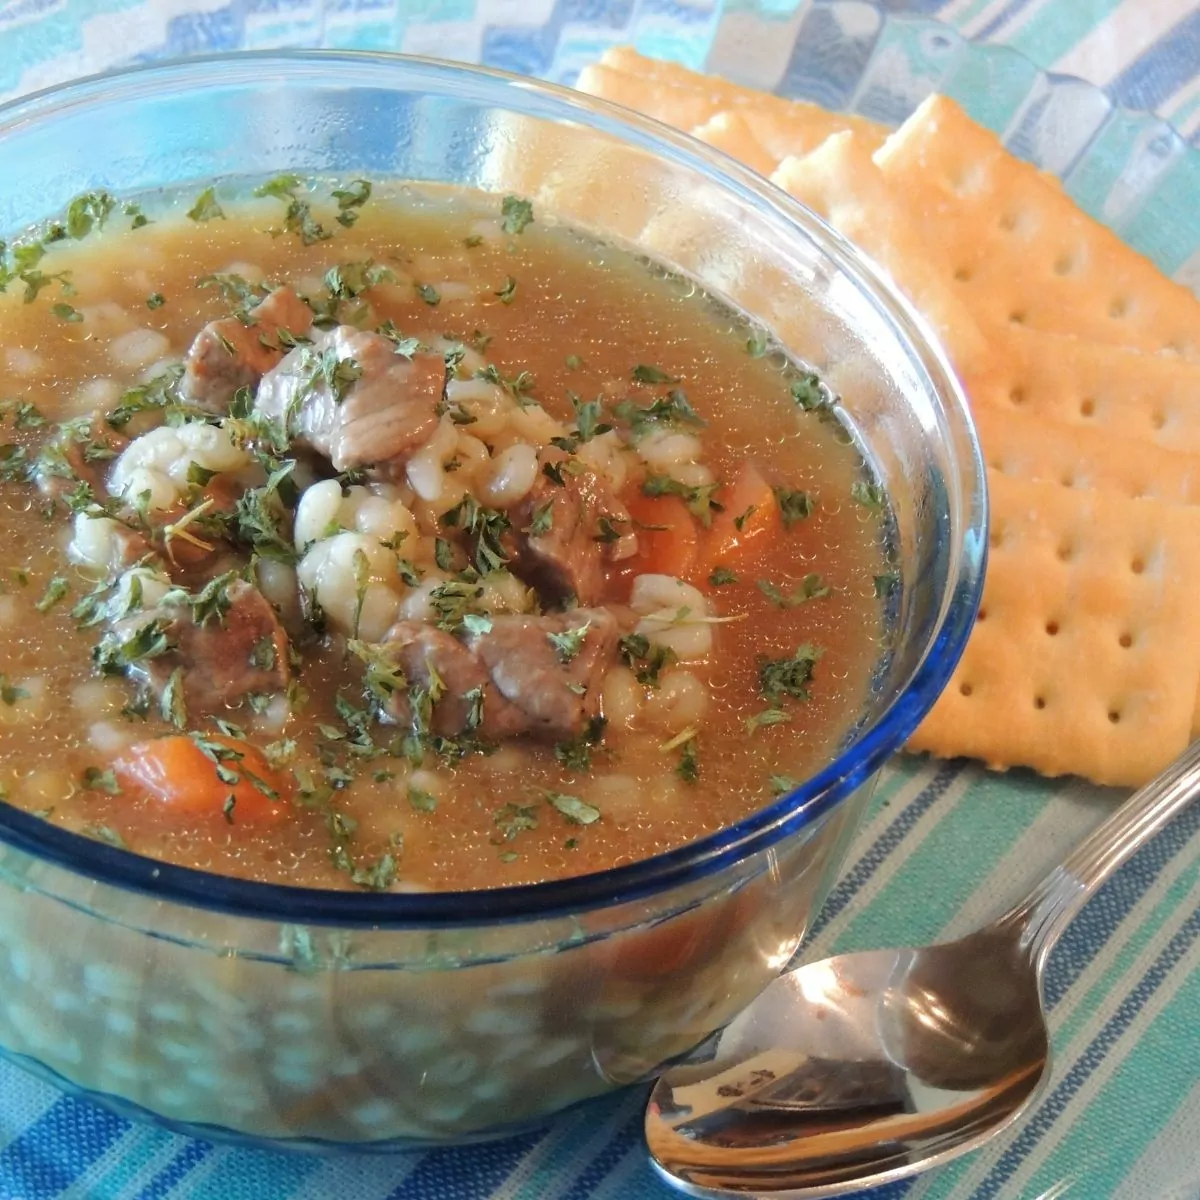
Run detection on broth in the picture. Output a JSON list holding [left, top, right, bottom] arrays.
[[0, 181, 889, 891]]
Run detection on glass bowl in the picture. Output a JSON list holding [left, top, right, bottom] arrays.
[[0, 51, 986, 1149]]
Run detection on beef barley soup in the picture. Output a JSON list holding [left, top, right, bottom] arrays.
[[0, 179, 890, 893]]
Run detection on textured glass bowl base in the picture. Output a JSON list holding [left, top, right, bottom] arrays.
[[0, 779, 872, 1148]]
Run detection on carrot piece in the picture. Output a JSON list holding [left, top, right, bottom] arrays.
[[113, 735, 288, 824], [624, 491, 700, 580], [697, 462, 782, 576]]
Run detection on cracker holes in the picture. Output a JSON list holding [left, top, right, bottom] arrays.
[[1060, 472, 1075, 488], [1118, 632, 1134, 649], [1108, 709, 1122, 725], [1056, 540, 1075, 563], [998, 211, 1021, 232], [954, 265, 973, 283], [1045, 620, 1059, 637], [1151, 410, 1167, 431], [1079, 397, 1096, 418], [959, 682, 974, 698], [1131, 556, 1146, 575], [1108, 296, 1133, 320], [1009, 310, 1028, 326], [990, 525, 1007, 550], [1165, 338, 1193, 357], [1009, 386, 1026, 406], [976, 608, 988, 622], [1053, 253, 1077, 276], [950, 163, 987, 194], [1033, 695, 1047, 710]]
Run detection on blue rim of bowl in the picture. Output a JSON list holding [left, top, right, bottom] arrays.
[[0, 50, 987, 929]]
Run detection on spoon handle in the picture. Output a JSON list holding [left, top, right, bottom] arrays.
[[1003, 739, 1200, 967]]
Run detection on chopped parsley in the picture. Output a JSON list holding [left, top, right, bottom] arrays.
[[527, 499, 555, 537], [34, 576, 69, 612], [851, 479, 886, 511], [746, 328, 769, 357], [160, 668, 188, 729], [494, 275, 518, 304], [494, 801, 539, 841], [758, 644, 823, 703], [51, 302, 83, 323], [254, 174, 332, 245], [0, 676, 28, 706], [631, 364, 679, 385], [408, 785, 438, 813], [474, 364, 535, 404], [415, 282, 441, 306], [302, 344, 362, 405], [93, 618, 175, 676], [324, 260, 395, 299], [545, 791, 600, 826], [82, 824, 128, 849], [500, 195, 535, 235], [774, 487, 815, 527], [874, 569, 900, 598], [677, 737, 699, 782], [554, 715, 606, 771], [547, 621, 590, 663], [790, 372, 831, 411], [565, 354, 583, 371], [618, 632, 675, 687], [331, 179, 372, 227], [745, 707, 791, 734], [146, 292, 165, 310], [642, 474, 723, 525], [65, 191, 115, 239], [708, 566, 738, 586], [82, 766, 121, 795], [441, 495, 510, 575], [0, 400, 46, 429], [428, 579, 486, 635], [187, 187, 225, 223], [123, 201, 150, 229], [756, 574, 830, 608]]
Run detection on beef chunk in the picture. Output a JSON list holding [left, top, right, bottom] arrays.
[[471, 608, 618, 737], [380, 622, 528, 742], [380, 607, 618, 742], [111, 580, 290, 717], [254, 326, 445, 474], [182, 286, 314, 412], [507, 452, 637, 606]]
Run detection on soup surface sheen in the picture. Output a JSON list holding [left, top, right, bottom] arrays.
[[0, 181, 888, 892]]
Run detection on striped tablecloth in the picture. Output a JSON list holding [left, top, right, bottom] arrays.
[[0, 3, 1198, 1199]]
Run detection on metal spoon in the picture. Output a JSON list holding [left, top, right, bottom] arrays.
[[646, 739, 1200, 1198]]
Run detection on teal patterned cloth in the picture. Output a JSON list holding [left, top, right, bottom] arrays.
[[0, 2, 1198, 1199]]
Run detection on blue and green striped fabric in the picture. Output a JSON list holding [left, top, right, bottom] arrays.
[[0, 2, 1198, 1198]]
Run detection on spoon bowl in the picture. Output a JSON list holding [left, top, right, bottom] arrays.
[[647, 740, 1200, 1197]]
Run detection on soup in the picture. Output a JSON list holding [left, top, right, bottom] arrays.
[[0, 179, 889, 892]]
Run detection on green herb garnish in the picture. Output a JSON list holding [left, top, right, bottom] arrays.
[[758, 644, 822, 703], [851, 479, 886, 511], [187, 187, 225, 223], [545, 791, 600, 826], [632, 364, 679, 385], [35, 576, 69, 612], [500, 195, 534, 235], [774, 487, 815, 527]]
